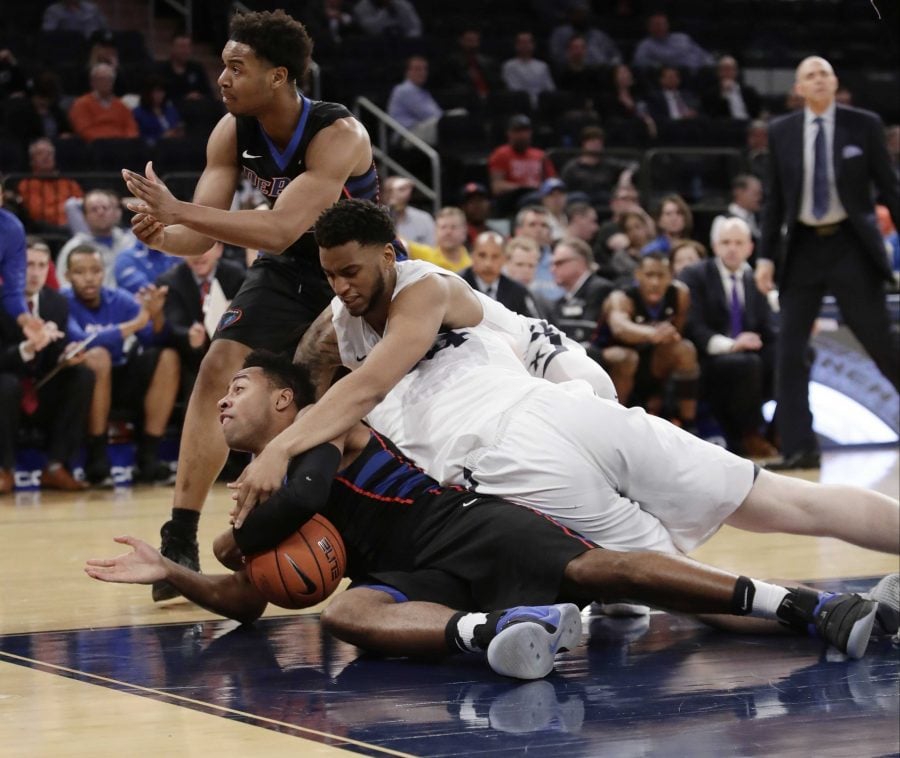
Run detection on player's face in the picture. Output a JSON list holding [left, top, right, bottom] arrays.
[[218, 368, 272, 452], [714, 225, 753, 272], [67, 253, 105, 307], [25, 248, 51, 296], [320, 241, 393, 318], [218, 41, 276, 115], [470, 238, 504, 283], [635, 258, 672, 305]]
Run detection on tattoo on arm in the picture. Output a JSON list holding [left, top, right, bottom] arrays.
[[295, 310, 342, 399]]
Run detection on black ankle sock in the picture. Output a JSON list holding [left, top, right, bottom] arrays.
[[87, 434, 106, 458], [776, 586, 820, 632], [730, 576, 756, 616], [170, 508, 200, 538], [472, 610, 506, 651], [445, 611, 468, 654]]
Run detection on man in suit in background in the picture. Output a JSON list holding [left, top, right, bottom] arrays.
[[460, 231, 542, 319], [681, 218, 777, 458], [0, 238, 94, 492], [756, 56, 900, 470]]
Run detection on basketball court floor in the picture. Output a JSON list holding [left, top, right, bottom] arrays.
[[1, 447, 898, 756]]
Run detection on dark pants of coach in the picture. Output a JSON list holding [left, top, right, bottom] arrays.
[[776, 221, 900, 456]]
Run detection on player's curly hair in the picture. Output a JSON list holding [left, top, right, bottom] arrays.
[[243, 350, 315, 410], [229, 9, 312, 84], [314, 199, 396, 250]]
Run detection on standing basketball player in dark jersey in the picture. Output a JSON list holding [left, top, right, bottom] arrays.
[[121, 10, 380, 601]]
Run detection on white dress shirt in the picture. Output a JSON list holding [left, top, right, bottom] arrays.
[[707, 258, 752, 355], [799, 104, 847, 226]]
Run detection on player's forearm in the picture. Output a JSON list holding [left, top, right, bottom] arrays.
[[157, 224, 217, 257], [162, 559, 267, 624], [172, 202, 300, 252], [610, 318, 655, 344]]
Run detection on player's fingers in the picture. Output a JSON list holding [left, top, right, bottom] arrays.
[[85, 558, 116, 567], [114, 535, 137, 547]]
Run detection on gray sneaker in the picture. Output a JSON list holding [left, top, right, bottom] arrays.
[[862, 572, 899, 641]]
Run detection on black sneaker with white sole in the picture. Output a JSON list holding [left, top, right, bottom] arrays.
[[151, 520, 200, 602]]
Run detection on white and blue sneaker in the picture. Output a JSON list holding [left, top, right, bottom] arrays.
[[862, 572, 899, 642], [487, 604, 582, 680]]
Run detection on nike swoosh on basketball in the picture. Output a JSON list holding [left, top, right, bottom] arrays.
[[284, 554, 317, 594], [242, 150, 262, 159]]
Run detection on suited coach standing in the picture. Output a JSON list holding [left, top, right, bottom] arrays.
[[756, 56, 900, 470]]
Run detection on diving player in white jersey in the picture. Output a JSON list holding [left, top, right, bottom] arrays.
[[231, 200, 899, 561]]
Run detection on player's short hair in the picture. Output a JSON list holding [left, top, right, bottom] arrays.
[[639, 250, 670, 267], [25, 235, 51, 256], [229, 9, 312, 84], [314, 199, 396, 249], [242, 350, 315, 410], [68, 243, 102, 264]]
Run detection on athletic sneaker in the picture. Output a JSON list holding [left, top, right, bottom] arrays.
[[862, 572, 899, 640], [810, 592, 878, 660], [486, 603, 582, 680], [590, 600, 651, 617], [151, 520, 200, 602]]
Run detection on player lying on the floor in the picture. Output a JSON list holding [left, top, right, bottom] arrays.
[[229, 199, 900, 561], [85, 352, 899, 679]]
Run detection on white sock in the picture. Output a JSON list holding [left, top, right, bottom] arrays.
[[748, 580, 790, 620], [455, 612, 488, 653]]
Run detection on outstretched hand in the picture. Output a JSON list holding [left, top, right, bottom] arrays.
[[228, 444, 291, 528], [122, 161, 180, 225], [84, 535, 166, 585]]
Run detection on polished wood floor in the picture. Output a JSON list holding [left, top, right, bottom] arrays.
[[1, 447, 898, 756]]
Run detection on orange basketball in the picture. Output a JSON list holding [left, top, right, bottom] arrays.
[[246, 514, 346, 609]]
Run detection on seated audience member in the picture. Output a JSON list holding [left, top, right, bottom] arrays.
[[68, 63, 138, 142], [16, 138, 83, 232], [353, 0, 422, 38], [538, 178, 568, 242], [642, 194, 693, 255], [488, 115, 557, 210], [716, 173, 763, 246], [600, 64, 656, 138], [553, 34, 604, 108], [42, 0, 107, 36], [461, 231, 542, 319], [744, 119, 769, 182], [156, 34, 213, 104], [501, 31, 555, 109], [512, 205, 564, 302], [646, 66, 701, 124], [679, 218, 777, 457], [597, 251, 698, 421], [57, 189, 136, 286], [303, 0, 358, 59], [702, 55, 761, 120], [386, 56, 442, 146], [156, 241, 245, 395], [595, 183, 642, 262], [669, 239, 708, 278], [502, 235, 542, 288], [0, 48, 27, 99], [548, 2, 622, 68], [564, 200, 607, 266], [86, 29, 120, 74], [606, 208, 656, 285], [407, 207, 471, 273], [132, 77, 184, 145], [631, 11, 714, 71], [443, 27, 500, 100], [0, 238, 94, 492], [114, 241, 180, 294], [384, 176, 435, 246], [63, 244, 179, 485], [2, 71, 74, 147], [459, 182, 491, 248], [548, 237, 613, 341], [561, 126, 632, 206]]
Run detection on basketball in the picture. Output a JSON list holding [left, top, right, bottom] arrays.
[[245, 514, 347, 609]]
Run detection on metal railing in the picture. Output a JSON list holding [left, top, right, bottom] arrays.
[[354, 97, 441, 214]]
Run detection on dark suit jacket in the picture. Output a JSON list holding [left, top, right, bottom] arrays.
[[679, 258, 774, 359], [0, 287, 70, 378], [701, 83, 762, 120], [549, 273, 614, 343], [460, 269, 542, 319], [156, 260, 245, 355], [759, 104, 900, 284], [646, 87, 702, 123]]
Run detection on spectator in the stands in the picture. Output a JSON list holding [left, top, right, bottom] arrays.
[[384, 175, 435, 246], [407, 207, 471, 273], [16, 139, 83, 232], [461, 231, 542, 318], [2, 72, 74, 148], [631, 11, 714, 71], [387, 56, 442, 146], [646, 66, 701, 124], [537, 178, 568, 242], [488, 115, 556, 207], [595, 183, 643, 262], [157, 34, 213, 104], [642, 194, 693, 255], [57, 189, 135, 287], [503, 235, 540, 288], [68, 63, 138, 142], [561, 126, 632, 206], [548, 236, 614, 349], [886, 124, 899, 183], [564, 200, 603, 263], [669, 239, 707, 277], [443, 26, 500, 100], [459, 182, 491, 248], [87, 29, 119, 71], [548, 1, 622, 68], [42, 0, 107, 37], [354, 0, 422, 39], [303, 0, 358, 59], [744, 119, 769, 182], [0, 48, 27, 100], [553, 34, 604, 109], [835, 85, 853, 107], [114, 241, 180, 295], [606, 208, 656, 285], [717, 173, 763, 246], [513, 204, 564, 302], [501, 31, 555, 109], [132, 76, 184, 145], [702, 55, 761, 120], [599, 63, 656, 139]]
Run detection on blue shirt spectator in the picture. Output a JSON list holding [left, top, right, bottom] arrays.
[[632, 12, 714, 71], [354, 0, 422, 38], [133, 78, 184, 145], [0, 208, 29, 320], [42, 0, 107, 36], [548, 5, 622, 68], [387, 56, 442, 145], [65, 286, 158, 366], [114, 242, 181, 294]]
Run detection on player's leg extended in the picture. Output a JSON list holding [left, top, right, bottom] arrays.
[[726, 468, 900, 554]]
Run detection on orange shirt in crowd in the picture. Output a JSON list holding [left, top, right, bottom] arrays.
[[68, 93, 138, 142], [17, 177, 84, 227]]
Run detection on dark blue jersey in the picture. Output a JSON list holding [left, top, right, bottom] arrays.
[[235, 96, 379, 262]]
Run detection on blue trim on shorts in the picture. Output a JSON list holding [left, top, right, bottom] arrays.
[[349, 582, 409, 603]]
